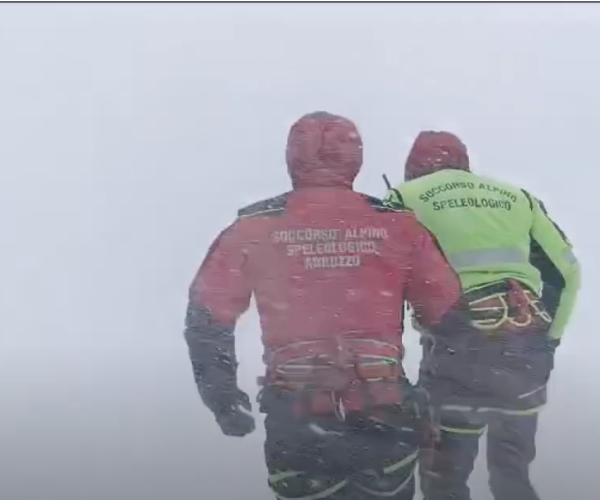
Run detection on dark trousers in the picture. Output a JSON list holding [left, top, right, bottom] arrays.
[[418, 334, 555, 500], [260, 389, 421, 500], [420, 407, 541, 500], [416, 278, 560, 500]]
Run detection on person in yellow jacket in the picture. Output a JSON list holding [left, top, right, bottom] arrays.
[[384, 131, 581, 500]]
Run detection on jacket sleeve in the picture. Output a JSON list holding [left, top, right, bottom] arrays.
[[405, 222, 463, 329], [528, 197, 581, 340], [184, 221, 252, 414]]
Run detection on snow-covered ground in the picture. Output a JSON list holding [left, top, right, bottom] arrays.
[[1, 4, 598, 500]]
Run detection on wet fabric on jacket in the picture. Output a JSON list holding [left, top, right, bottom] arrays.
[[184, 114, 470, 500], [383, 130, 580, 500], [386, 168, 580, 340]]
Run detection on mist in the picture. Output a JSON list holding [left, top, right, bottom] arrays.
[[0, 3, 597, 499]]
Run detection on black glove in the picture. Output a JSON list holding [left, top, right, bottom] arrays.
[[214, 388, 256, 437], [184, 305, 255, 438]]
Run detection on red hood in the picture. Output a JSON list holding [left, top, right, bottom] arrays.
[[286, 111, 363, 189], [404, 131, 470, 181]]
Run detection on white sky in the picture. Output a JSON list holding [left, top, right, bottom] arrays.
[[0, 4, 597, 500]]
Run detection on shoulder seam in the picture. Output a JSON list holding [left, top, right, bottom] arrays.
[[532, 196, 571, 246], [521, 189, 534, 211], [238, 207, 285, 218], [237, 192, 290, 219]]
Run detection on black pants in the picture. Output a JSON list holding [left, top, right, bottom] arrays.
[[419, 339, 555, 500], [261, 391, 421, 500], [421, 406, 541, 500]]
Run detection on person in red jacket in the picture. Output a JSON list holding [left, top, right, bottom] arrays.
[[184, 111, 469, 500]]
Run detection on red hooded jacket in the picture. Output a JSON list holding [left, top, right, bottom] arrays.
[[186, 112, 462, 416]]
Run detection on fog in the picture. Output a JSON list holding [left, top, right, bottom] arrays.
[[1, 3, 597, 499]]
